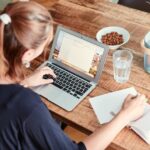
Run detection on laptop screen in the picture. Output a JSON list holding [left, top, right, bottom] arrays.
[[52, 31, 104, 78]]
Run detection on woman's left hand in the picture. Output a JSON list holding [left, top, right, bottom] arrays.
[[21, 66, 56, 87]]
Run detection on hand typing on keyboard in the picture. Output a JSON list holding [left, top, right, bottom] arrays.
[[43, 74, 56, 80], [20, 66, 56, 87]]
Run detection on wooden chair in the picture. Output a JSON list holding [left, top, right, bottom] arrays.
[[118, 0, 150, 13]]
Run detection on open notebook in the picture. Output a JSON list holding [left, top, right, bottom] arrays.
[[89, 87, 150, 144]]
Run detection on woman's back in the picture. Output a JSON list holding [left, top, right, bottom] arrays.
[[0, 84, 85, 150], [0, 84, 41, 149]]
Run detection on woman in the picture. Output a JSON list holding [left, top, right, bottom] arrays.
[[0, 1, 146, 150]]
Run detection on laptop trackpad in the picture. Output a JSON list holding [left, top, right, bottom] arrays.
[[32, 84, 79, 111]]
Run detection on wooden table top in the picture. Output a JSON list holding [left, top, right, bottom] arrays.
[[31, 0, 150, 149]]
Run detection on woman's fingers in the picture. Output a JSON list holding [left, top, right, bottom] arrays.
[[42, 79, 54, 84], [126, 94, 145, 103], [126, 94, 134, 100], [137, 94, 146, 105], [122, 93, 146, 122], [41, 66, 51, 70], [38, 66, 56, 78], [42, 70, 56, 78]]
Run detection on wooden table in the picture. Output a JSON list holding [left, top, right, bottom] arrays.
[[32, 0, 150, 149]]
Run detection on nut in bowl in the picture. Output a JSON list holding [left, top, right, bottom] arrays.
[[96, 26, 130, 50]]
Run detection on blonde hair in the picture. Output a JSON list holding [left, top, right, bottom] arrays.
[[0, 1, 53, 82]]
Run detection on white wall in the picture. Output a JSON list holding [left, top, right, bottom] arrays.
[[109, 0, 119, 3]]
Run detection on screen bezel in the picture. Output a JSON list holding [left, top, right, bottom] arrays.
[[48, 26, 109, 83]]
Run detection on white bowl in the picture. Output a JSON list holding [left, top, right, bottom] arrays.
[[96, 26, 130, 50]]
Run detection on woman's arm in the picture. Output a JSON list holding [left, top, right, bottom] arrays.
[[83, 94, 145, 150]]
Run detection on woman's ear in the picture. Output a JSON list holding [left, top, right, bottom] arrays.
[[22, 49, 35, 64]]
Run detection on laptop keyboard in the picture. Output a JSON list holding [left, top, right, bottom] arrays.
[[47, 63, 92, 98]]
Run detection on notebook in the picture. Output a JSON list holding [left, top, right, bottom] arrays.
[[89, 87, 150, 144], [32, 26, 109, 111]]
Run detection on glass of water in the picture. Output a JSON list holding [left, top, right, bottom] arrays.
[[113, 50, 133, 83]]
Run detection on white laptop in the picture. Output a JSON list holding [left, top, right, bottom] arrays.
[[33, 26, 109, 111]]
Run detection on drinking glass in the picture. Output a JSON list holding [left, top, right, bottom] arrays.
[[113, 50, 133, 83]]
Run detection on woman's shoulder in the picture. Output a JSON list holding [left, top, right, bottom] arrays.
[[18, 85, 43, 121], [5, 84, 41, 102], [14, 84, 42, 108], [1, 84, 43, 121], [17, 84, 41, 101]]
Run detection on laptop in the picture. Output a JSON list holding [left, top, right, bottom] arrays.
[[33, 26, 109, 111]]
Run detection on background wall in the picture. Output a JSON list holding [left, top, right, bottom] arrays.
[[109, 0, 119, 3], [0, 0, 11, 10]]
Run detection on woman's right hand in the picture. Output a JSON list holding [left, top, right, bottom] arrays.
[[83, 94, 146, 150], [120, 94, 146, 123]]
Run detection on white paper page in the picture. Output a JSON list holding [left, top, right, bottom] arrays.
[[58, 36, 95, 72], [130, 108, 150, 144], [130, 127, 150, 144], [131, 109, 150, 131], [89, 87, 137, 124]]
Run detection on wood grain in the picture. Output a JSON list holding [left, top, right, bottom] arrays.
[[31, 0, 150, 149]]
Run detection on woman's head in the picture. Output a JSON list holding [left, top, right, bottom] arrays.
[[0, 1, 53, 81]]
